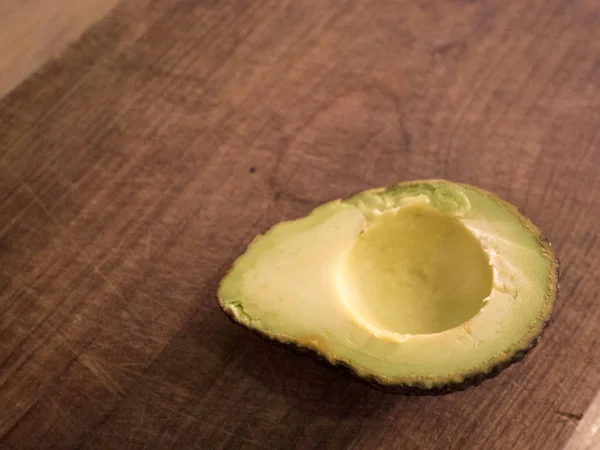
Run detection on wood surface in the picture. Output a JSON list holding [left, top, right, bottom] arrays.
[[1, 0, 599, 449], [0, 0, 119, 98]]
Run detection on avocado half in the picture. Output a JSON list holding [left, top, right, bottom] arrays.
[[218, 180, 559, 394]]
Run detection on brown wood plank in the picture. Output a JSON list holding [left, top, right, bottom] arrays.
[[1, 0, 599, 449]]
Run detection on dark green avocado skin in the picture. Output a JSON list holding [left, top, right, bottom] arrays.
[[219, 262, 559, 396]]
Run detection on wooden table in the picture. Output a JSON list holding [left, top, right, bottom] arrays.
[[1, 1, 599, 449]]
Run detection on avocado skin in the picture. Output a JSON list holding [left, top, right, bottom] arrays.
[[217, 181, 560, 395]]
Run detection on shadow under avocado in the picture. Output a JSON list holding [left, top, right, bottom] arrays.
[[208, 307, 398, 419]]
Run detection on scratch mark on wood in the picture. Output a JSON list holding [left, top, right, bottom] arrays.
[[49, 397, 76, 430], [55, 331, 123, 396], [79, 354, 124, 396], [0, 199, 35, 241], [202, 422, 280, 450], [554, 410, 584, 425], [8, 168, 134, 310]]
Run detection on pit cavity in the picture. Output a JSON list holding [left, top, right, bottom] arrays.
[[341, 205, 493, 335]]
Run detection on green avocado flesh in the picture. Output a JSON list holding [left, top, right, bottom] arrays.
[[218, 180, 558, 392]]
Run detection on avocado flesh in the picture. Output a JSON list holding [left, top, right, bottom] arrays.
[[218, 180, 558, 391]]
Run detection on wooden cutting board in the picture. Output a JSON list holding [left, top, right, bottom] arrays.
[[1, 0, 599, 449]]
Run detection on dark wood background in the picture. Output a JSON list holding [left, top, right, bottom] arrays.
[[1, 0, 599, 449]]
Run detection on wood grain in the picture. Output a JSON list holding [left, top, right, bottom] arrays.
[[0, 0, 119, 98], [0, 0, 599, 449]]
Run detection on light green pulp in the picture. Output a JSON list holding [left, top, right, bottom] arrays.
[[218, 180, 558, 387], [343, 205, 493, 335]]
